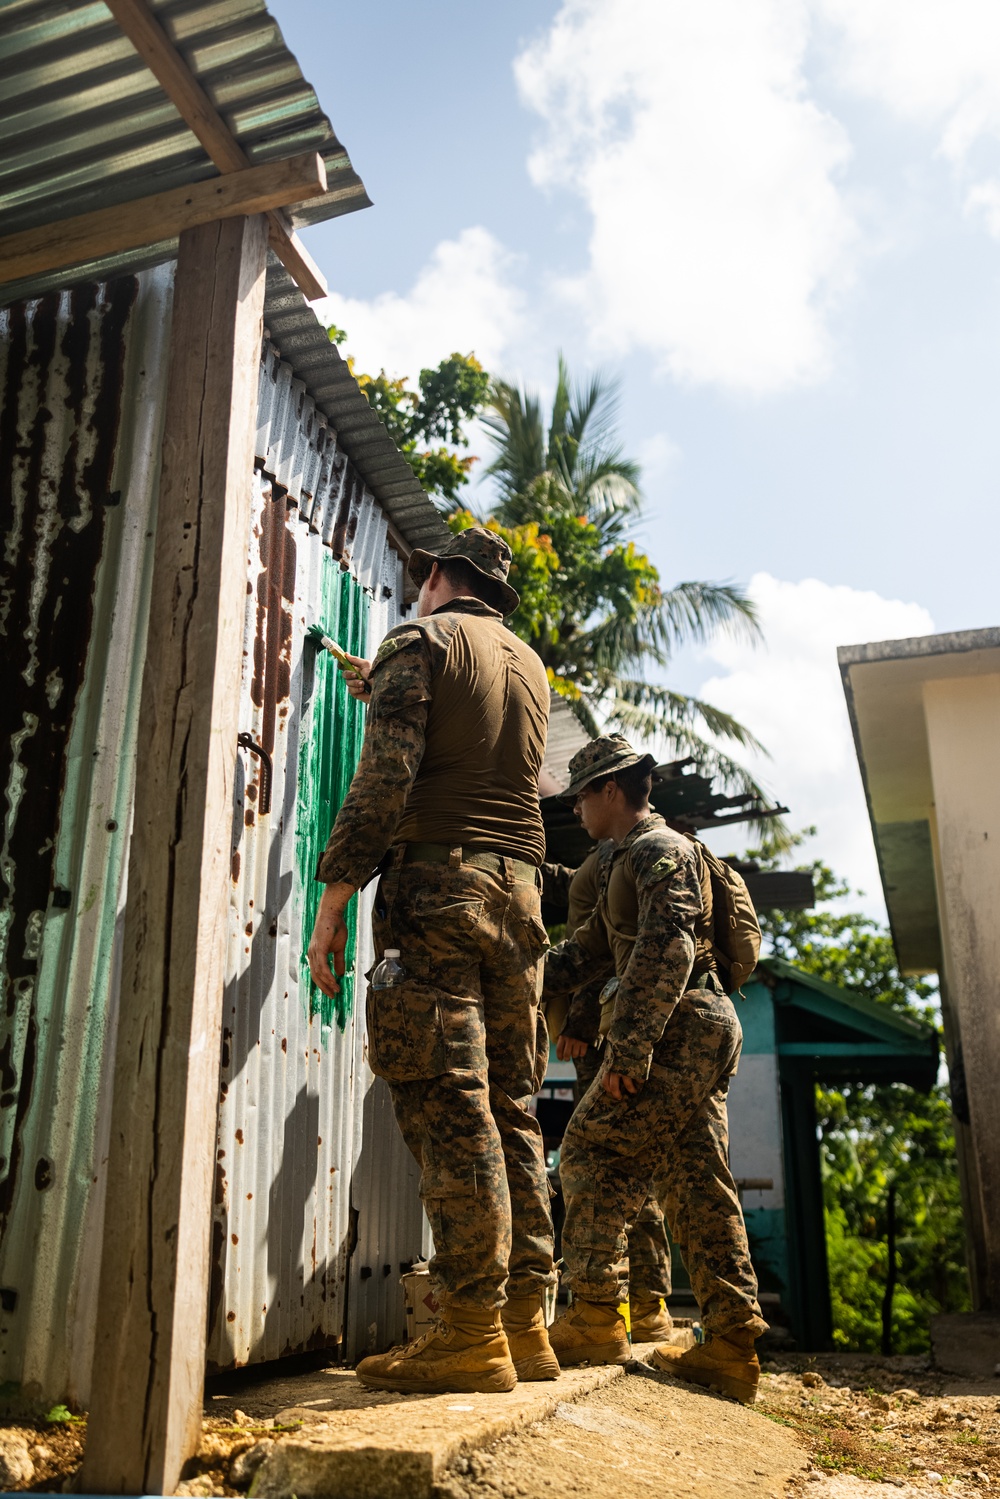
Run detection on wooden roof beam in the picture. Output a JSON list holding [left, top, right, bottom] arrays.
[[0, 151, 327, 288], [104, 0, 329, 300]]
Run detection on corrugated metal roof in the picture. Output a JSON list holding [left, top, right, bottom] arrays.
[[262, 261, 452, 556], [0, 0, 449, 555], [0, 0, 370, 305], [540, 692, 591, 791]]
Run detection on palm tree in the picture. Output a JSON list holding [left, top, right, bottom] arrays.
[[478, 356, 769, 799]]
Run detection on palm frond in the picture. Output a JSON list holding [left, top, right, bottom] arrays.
[[574, 459, 642, 520], [656, 581, 761, 647], [547, 354, 573, 465], [602, 694, 773, 806], [574, 613, 670, 674], [608, 678, 769, 755], [481, 380, 546, 503]]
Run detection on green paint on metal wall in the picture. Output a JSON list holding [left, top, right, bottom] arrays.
[[296, 561, 369, 1035]]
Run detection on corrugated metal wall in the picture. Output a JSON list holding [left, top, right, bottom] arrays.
[[0, 265, 174, 1406], [207, 346, 424, 1371], [2, 275, 425, 1404]]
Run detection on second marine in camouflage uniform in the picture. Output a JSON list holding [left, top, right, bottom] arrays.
[[541, 847, 675, 1338], [310, 528, 558, 1394], [543, 735, 767, 1402]]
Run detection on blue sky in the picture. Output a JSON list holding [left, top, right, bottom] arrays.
[[278, 0, 1000, 906]]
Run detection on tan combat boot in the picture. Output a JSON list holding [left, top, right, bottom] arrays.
[[356, 1306, 517, 1394], [547, 1298, 630, 1367], [649, 1325, 760, 1404], [629, 1295, 673, 1342], [502, 1294, 561, 1381]]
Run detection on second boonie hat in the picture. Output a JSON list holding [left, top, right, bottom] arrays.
[[561, 734, 657, 801]]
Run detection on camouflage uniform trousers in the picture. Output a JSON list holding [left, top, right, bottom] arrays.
[[560, 987, 766, 1338], [369, 851, 555, 1311], [572, 1043, 672, 1302]]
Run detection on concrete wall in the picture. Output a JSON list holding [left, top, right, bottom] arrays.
[[923, 673, 1000, 1309]]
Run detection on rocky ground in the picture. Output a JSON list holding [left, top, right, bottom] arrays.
[[0, 1352, 996, 1495], [759, 1354, 999, 1494]]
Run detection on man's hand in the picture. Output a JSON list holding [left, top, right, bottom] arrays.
[[338, 651, 372, 700], [603, 1071, 641, 1100], [556, 1033, 590, 1061], [307, 882, 355, 996]]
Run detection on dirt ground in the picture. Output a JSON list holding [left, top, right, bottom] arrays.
[[759, 1353, 1000, 1493], [1, 1352, 996, 1495]]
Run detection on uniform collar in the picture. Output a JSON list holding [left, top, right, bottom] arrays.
[[615, 812, 667, 854], [430, 597, 503, 620]]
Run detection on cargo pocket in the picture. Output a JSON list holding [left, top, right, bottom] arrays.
[[365, 955, 486, 1082], [420, 1158, 480, 1265], [365, 952, 441, 1083]]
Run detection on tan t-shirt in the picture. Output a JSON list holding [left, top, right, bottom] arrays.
[[389, 601, 550, 863]]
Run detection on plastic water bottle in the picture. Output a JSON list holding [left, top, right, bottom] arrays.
[[371, 949, 405, 989]]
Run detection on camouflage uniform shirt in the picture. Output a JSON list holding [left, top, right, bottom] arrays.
[[544, 814, 706, 1080]]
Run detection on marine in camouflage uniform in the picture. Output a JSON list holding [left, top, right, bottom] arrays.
[[541, 848, 674, 1322], [543, 736, 765, 1394], [310, 528, 557, 1392]]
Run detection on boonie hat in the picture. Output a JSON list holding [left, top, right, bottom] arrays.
[[561, 734, 657, 802], [407, 526, 520, 617]]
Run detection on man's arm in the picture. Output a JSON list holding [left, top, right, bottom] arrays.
[[539, 860, 576, 912], [602, 845, 702, 1084], [308, 632, 430, 996], [314, 629, 430, 890], [544, 907, 614, 998]]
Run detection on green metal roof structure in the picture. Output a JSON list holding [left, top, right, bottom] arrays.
[[760, 955, 938, 1090], [747, 958, 938, 1349]]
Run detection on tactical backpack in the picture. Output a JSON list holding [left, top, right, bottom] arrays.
[[696, 842, 762, 995]]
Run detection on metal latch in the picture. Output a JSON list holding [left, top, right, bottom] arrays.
[[237, 734, 272, 816]]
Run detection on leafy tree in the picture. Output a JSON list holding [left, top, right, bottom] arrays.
[[334, 331, 770, 800], [473, 357, 768, 796], [328, 324, 488, 505], [746, 830, 971, 1352]]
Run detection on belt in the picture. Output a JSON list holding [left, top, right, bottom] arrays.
[[398, 841, 540, 885]]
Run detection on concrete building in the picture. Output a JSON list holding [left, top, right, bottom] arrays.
[[840, 628, 1000, 1314]]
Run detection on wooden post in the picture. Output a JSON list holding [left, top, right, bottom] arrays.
[[81, 213, 268, 1495]]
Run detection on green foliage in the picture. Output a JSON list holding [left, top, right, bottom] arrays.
[[474, 357, 769, 798], [45, 1403, 84, 1424], [746, 829, 971, 1352], [327, 328, 489, 505]]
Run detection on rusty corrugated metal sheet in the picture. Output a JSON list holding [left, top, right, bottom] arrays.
[[208, 378, 423, 1369], [0, 264, 174, 1406], [1, 262, 429, 1401], [345, 1074, 424, 1361], [0, 0, 370, 307]]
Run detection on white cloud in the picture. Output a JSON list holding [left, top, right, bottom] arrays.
[[514, 0, 857, 394], [636, 432, 682, 487], [819, 0, 1000, 238], [695, 574, 934, 912], [313, 227, 524, 378]]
